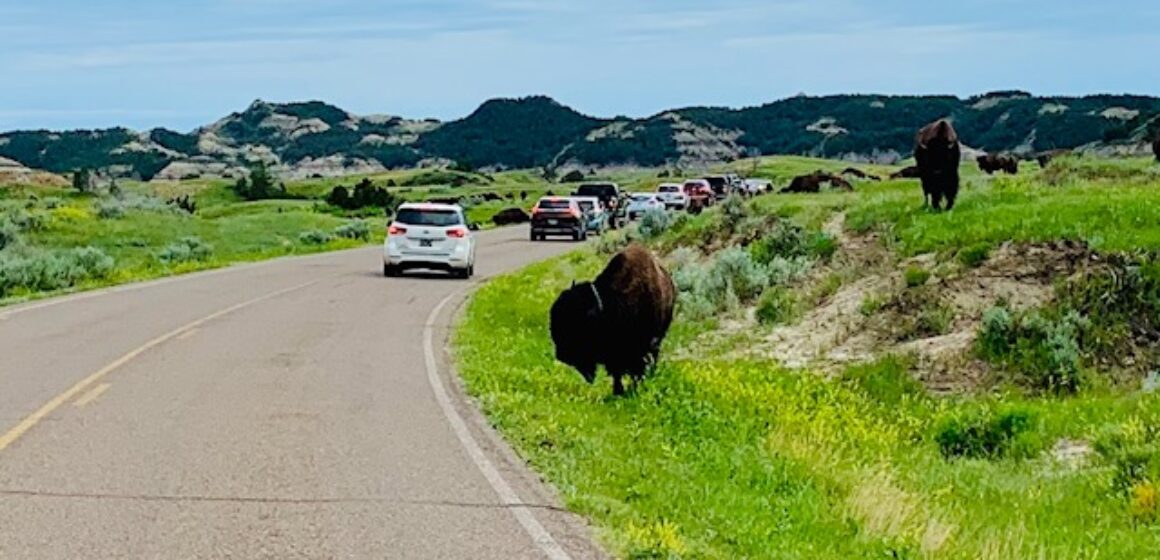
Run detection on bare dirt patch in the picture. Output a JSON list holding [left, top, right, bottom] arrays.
[[726, 215, 1095, 391]]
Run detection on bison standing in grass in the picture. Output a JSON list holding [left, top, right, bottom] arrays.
[[976, 153, 1019, 175], [550, 244, 676, 396], [1153, 139, 1160, 162], [915, 119, 962, 210]]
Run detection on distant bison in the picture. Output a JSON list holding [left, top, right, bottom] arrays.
[[890, 165, 921, 179], [549, 244, 677, 396], [425, 197, 460, 205], [491, 207, 531, 226], [1035, 149, 1071, 168], [1153, 139, 1160, 162], [976, 153, 1019, 175], [914, 119, 961, 210], [479, 192, 504, 202], [782, 171, 853, 194], [841, 167, 881, 181]]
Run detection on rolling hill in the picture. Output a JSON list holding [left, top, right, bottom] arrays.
[[2, 91, 1158, 181]]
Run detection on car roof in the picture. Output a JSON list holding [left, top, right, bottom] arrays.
[[398, 202, 461, 212], [537, 196, 576, 204], [631, 192, 657, 197], [657, 183, 682, 188], [568, 196, 600, 202]]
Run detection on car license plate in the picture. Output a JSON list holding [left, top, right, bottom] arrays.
[[547, 219, 558, 225], [420, 239, 433, 247]]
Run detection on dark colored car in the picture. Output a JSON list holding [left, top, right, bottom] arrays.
[[574, 182, 625, 228], [703, 176, 730, 200], [530, 197, 586, 241]]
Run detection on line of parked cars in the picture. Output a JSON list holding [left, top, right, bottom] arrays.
[[529, 174, 765, 242]]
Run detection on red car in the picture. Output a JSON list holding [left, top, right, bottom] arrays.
[[682, 180, 714, 214]]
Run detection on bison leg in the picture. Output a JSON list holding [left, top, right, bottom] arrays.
[[611, 374, 625, 396]]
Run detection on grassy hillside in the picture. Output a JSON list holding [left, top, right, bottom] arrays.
[[456, 155, 1160, 558]]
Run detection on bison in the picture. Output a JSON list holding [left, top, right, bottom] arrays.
[[782, 172, 853, 194], [1035, 149, 1071, 169], [841, 167, 881, 181], [976, 153, 1019, 175], [890, 165, 921, 179], [1153, 139, 1160, 162], [491, 207, 530, 226], [549, 244, 677, 396], [914, 119, 961, 210]]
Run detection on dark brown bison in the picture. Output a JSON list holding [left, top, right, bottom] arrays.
[[549, 244, 677, 396], [1153, 139, 1160, 162], [491, 207, 530, 226], [976, 153, 1019, 175], [890, 166, 922, 179], [841, 167, 881, 181], [914, 119, 961, 210], [1035, 149, 1071, 168], [782, 172, 853, 193], [480, 192, 504, 202]]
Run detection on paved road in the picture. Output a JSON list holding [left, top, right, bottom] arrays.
[[0, 226, 603, 559]]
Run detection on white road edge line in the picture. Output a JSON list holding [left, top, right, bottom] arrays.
[[423, 290, 572, 560]]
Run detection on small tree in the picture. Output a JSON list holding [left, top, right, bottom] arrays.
[[231, 162, 282, 201]]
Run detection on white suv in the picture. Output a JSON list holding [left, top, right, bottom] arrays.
[[384, 203, 476, 278], [655, 183, 688, 209]]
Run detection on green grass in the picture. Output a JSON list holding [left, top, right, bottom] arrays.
[[457, 252, 1160, 559], [456, 154, 1160, 558]]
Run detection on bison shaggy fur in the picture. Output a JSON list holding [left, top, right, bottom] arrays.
[[491, 207, 531, 226], [782, 172, 853, 194], [890, 165, 922, 179], [976, 153, 1019, 175], [549, 244, 676, 395], [914, 119, 962, 210]]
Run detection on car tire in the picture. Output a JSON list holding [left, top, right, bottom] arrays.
[[384, 264, 400, 277]]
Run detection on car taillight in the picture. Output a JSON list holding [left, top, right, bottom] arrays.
[[447, 227, 467, 238], [388, 225, 406, 235]]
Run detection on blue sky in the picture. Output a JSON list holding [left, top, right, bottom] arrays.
[[1, 0, 1157, 131]]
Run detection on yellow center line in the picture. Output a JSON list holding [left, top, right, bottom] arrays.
[[0, 280, 320, 452], [73, 383, 111, 408]]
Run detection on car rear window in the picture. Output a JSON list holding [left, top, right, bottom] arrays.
[[395, 208, 462, 226], [658, 185, 678, 192], [577, 185, 615, 197], [576, 201, 595, 212], [537, 199, 572, 210]]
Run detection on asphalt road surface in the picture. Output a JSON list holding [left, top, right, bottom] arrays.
[[0, 226, 604, 559]]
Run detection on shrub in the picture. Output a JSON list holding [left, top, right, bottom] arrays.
[[95, 199, 125, 219], [749, 221, 808, 265], [977, 305, 1087, 393], [860, 295, 886, 317], [0, 246, 115, 297], [756, 287, 797, 325], [765, 255, 814, 285], [638, 208, 672, 240], [333, 220, 371, 241], [157, 237, 214, 264], [5, 208, 46, 232], [0, 218, 19, 251], [709, 247, 769, 303], [720, 193, 748, 227], [41, 197, 63, 209], [958, 242, 992, 268], [596, 229, 636, 255], [809, 232, 838, 260], [298, 229, 334, 245], [904, 266, 931, 288], [933, 406, 1041, 459]]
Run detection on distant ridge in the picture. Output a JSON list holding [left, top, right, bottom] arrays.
[[2, 92, 1158, 180]]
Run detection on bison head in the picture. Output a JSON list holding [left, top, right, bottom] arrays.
[[549, 281, 604, 383]]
